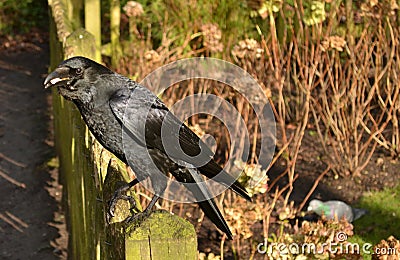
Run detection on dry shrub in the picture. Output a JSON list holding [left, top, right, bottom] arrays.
[[226, 1, 399, 256], [311, 4, 400, 176], [373, 236, 400, 260]]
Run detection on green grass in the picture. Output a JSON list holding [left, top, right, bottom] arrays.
[[348, 184, 400, 259]]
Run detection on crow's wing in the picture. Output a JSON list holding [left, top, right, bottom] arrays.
[[109, 86, 251, 201]]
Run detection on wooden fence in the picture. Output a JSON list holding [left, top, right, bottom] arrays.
[[47, 0, 197, 259]]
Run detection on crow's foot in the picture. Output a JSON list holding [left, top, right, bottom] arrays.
[[107, 183, 138, 223]]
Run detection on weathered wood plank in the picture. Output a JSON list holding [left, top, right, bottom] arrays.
[[125, 211, 197, 260], [110, 0, 122, 67], [84, 0, 101, 61]]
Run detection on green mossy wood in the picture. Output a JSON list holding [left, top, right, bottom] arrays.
[[126, 211, 197, 260]]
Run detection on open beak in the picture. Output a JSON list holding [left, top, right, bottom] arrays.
[[44, 67, 71, 89]]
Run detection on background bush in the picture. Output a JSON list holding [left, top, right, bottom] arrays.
[[0, 0, 48, 35]]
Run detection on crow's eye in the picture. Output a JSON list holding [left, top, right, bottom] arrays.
[[76, 68, 83, 75]]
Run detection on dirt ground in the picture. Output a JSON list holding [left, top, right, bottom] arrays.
[[0, 32, 67, 259]]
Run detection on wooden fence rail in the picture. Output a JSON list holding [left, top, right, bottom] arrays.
[[48, 0, 197, 259]]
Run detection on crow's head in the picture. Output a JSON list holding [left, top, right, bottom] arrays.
[[44, 56, 113, 102]]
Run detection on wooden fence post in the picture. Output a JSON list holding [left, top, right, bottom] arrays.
[[110, 0, 122, 67], [125, 211, 197, 260], [84, 0, 101, 61]]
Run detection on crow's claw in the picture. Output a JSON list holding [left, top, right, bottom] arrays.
[[109, 195, 135, 215], [107, 183, 138, 224]]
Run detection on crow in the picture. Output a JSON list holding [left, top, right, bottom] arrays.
[[44, 56, 251, 239]]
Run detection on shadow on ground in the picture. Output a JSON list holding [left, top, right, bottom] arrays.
[[0, 33, 67, 259]]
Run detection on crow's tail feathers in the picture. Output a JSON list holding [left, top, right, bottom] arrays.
[[197, 198, 233, 240], [182, 168, 234, 240]]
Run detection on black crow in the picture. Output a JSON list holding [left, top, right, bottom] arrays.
[[44, 56, 251, 239]]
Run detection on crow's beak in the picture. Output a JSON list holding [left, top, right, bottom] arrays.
[[44, 67, 71, 89]]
